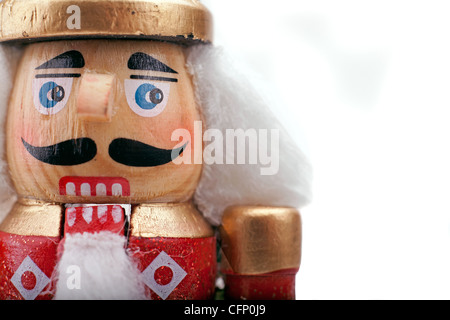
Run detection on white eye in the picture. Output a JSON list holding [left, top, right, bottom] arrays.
[[124, 79, 171, 117], [32, 77, 74, 115]]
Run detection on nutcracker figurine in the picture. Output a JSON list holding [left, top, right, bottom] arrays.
[[0, 0, 312, 300]]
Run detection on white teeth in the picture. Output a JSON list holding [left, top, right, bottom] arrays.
[[97, 205, 108, 224], [64, 182, 124, 196], [96, 183, 107, 196], [67, 207, 76, 227], [82, 207, 93, 224], [66, 182, 76, 196], [111, 206, 122, 223], [66, 205, 123, 228], [111, 183, 123, 196], [80, 183, 91, 196]]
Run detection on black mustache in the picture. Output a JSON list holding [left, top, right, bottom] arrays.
[[22, 137, 97, 166], [109, 138, 187, 167], [22, 137, 186, 167]]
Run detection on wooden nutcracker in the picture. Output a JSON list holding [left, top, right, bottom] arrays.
[[0, 0, 311, 300]]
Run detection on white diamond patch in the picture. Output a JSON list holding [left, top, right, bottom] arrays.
[[11, 256, 50, 300], [141, 251, 187, 300]]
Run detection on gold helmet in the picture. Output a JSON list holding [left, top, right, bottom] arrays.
[[0, 0, 213, 43]]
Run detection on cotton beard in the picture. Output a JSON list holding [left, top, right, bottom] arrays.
[[54, 231, 147, 300]]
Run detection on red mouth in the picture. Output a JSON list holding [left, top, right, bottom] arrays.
[[59, 176, 130, 197]]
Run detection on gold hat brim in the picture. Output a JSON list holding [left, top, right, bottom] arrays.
[[0, 0, 213, 43]]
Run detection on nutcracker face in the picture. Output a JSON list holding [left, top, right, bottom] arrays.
[[6, 40, 202, 204]]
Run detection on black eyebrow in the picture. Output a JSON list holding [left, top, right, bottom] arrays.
[[128, 52, 178, 74], [130, 75, 178, 82], [36, 50, 85, 70], [35, 73, 81, 78]]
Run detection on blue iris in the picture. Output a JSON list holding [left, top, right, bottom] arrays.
[[39, 81, 65, 109], [135, 83, 164, 110]]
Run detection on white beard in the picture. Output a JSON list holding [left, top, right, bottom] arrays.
[[54, 231, 147, 300]]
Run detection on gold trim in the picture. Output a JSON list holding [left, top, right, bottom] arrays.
[[220, 206, 302, 275], [130, 202, 213, 238], [0, 199, 63, 237], [0, 0, 213, 43]]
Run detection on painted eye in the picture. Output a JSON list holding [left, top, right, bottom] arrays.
[[135, 83, 164, 110], [39, 82, 65, 107], [33, 78, 73, 115], [124, 79, 170, 117]]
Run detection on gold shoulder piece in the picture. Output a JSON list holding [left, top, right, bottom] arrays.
[[0, 198, 63, 237], [130, 202, 213, 238], [220, 206, 302, 275]]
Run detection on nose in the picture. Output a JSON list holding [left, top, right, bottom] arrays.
[[76, 73, 115, 122]]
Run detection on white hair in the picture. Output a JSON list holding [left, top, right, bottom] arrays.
[[0, 43, 22, 224], [187, 44, 312, 226]]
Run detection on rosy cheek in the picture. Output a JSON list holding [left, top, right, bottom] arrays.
[[147, 110, 198, 144], [8, 119, 32, 162], [18, 120, 35, 143], [18, 115, 51, 146]]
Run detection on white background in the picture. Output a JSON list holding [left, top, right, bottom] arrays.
[[202, 0, 450, 299]]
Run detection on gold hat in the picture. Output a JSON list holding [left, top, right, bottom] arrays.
[[0, 0, 213, 43]]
